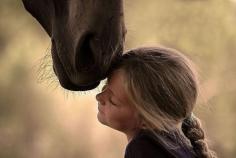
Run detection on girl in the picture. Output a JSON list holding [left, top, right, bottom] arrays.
[[96, 46, 217, 158]]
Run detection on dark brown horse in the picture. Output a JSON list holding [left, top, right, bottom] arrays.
[[22, 0, 126, 91]]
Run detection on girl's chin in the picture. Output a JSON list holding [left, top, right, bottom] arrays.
[[97, 112, 106, 125]]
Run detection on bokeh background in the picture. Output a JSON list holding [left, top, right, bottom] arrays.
[[0, 0, 236, 157]]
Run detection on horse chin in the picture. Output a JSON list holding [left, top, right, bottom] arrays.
[[54, 65, 103, 91], [60, 79, 101, 91], [77, 81, 101, 91]]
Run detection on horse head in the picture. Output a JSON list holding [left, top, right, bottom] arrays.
[[22, 0, 126, 91]]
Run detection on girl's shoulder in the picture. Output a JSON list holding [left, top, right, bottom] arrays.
[[124, 129, 195, 158], [125, 130, 175, 158]]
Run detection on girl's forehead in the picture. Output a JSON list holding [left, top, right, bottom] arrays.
[[107, 69, 124, 83], [108, 70, 123, 88], [107, 70, 127, 98]]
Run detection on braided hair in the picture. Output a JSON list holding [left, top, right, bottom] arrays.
[[182, 114, 217, 158]]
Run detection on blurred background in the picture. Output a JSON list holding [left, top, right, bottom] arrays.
[[0, 0, 235, 157]]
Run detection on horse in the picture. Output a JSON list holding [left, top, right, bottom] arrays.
[[22, 0, 126, 91]]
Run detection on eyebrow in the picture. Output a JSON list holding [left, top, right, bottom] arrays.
[[107, 87, 116, 99]]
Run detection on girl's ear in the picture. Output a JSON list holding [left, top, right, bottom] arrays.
[[137, 114, 147, 129], [141, 121, 148, 129]]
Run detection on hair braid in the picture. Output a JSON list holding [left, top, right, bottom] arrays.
[[182, 114, 217, 158]]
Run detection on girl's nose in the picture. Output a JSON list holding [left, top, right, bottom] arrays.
[[96, 93, 101, 101], [96, 84, 109, 105], [96, 92, 105, 105]]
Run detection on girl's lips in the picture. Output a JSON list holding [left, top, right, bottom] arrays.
[[98, 104, 104, 114]]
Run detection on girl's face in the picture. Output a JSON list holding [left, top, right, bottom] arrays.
[[96, 70, 141, 133]]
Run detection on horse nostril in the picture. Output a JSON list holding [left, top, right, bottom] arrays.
[[75, 33, 96, 72]]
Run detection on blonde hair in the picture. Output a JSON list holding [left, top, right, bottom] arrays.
[[110, 46, 217, 158]]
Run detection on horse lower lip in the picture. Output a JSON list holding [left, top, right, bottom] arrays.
[[73, 80, 100, 91], [69, 81, 99, 91], [54, 62, 100, 91]]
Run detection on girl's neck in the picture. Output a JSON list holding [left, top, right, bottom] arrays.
[[125, 128, 141, 143]]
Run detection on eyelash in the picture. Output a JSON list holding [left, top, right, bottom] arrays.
[[109, 98, 117, 106]]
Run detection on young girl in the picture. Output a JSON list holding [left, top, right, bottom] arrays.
[[95, 46, 217, 158]]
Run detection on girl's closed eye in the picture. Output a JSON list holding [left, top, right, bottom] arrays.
[[109, 98, 118, 106]]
